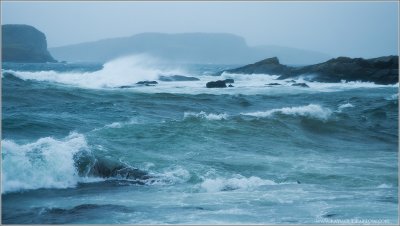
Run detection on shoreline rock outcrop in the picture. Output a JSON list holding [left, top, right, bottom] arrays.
[[2, 24, 56, 63], [218, 56, 399, 85]]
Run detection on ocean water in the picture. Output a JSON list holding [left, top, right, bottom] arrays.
[[1, 56, 398, 224]]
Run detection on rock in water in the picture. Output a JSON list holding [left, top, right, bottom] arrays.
[[2, 24, 56, 63], [218, 56, 399, 85], [136, 81, 158, 86], [266, 83, 281, 86], [206, 80, 227, 88], [291, 83, 309, 88], [118, 85, 135, 89], [88, 158, 150, 181]]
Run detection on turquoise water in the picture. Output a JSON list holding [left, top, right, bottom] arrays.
[[1, 58, 398, 224]]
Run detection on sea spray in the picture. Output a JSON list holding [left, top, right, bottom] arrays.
[[184, 111, 229, 120], [2, 132, 89, 193], [5, 55, 186, 89], [241, 104, 332, 121]]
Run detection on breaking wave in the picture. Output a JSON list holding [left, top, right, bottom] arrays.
[[184, 111, 229, 120], [337, 103, 354, 112], [5, 55, 185, 89], [1, 133, 90, 193], [200, 175, 278, 192], [241, 104, 332, 121]]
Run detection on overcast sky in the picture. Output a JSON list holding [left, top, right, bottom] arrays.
[[1, 1, 398, 58]]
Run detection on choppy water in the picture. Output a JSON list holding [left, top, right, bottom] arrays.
[[1, 56, 398, 224]]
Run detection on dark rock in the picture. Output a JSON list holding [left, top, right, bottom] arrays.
[[2, 24, 56, 63], [206, 80, 227, 88], [218, 57, 292, 76], [118, 85, 134, 89], [158, 75, 200, 82], [218, 56, 399, 85], [88, 158, 150, 181], [323, 213, 338, 218], [291, 83, 309, 88], [228, 84, 234, 87], [136, 81, 158, 86], [224, 78, 235, 83], [266, 83, 281, 86]]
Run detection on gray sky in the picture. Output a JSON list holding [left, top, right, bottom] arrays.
[[1, 1, 398, 58]]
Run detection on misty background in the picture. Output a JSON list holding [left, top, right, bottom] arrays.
[[1, 1, 398, 64]]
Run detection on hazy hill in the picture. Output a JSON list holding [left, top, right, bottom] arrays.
[[2, 24, 56, 63], [49, 33, 331, 65]]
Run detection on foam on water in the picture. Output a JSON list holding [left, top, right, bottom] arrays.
[[241, 104, 332, 121], [146, 165, 191, 185], [200, 175, 277, 192], [338, 103, 354, 112], [385, 93, 398, 101], [5, 55, 186, 89], [184, 111, 229, 120], [4, 62, 396, 95], [1, 132, 89, 193]]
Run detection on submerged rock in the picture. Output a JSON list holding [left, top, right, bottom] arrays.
[[206, 80, 227, 88], [291, 83, 309, 88], [136, 81, 158, 86], [158, 75, 200, 82], [88, 158, 150, 181], [228, 84, 234, 87]]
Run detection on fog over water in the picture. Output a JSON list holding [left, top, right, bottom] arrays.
[[1, 1, 398, 58]]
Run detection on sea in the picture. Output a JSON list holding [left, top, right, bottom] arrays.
[[1, 55, 398, 224]]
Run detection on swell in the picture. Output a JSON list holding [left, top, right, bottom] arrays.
[[1, 204, 132, 224]]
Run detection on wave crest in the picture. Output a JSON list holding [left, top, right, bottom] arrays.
[[184, 111, 229, 120], [2, 133, 89, 193], [201, 175, 277, 192], [6, 55, 185, 89], [241, 104, 332, 120]]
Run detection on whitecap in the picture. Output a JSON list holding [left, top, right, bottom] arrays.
[[6, 55, 186, 89], [184, 111, 229, 120], [385, 93, 398, 101], [241, 104, 332, 121], [337, 103, 354, 112], [2, 132, 89, 193], [377, 184, 392, 189], [200, 175, 277, 192]]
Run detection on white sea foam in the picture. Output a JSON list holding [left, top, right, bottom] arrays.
[[377, 183, 392, 189], [241, 104, 332, 121], [1, 132, 90, 193], [337, 103, 354, 111], [104, 119, 138, 128], [184, 111, 229, 120], [201, 175, 277, 192], [385, 93, 398, 101], [7, 55, 186, 89], [147, 166, 191, 185], [5, 62, 396, 95]]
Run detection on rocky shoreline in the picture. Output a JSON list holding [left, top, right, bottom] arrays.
[[217, 56, 399, 85]]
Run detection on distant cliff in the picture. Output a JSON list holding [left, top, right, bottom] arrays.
[[219, 56, 399, 85], [49, 33, 331, 65], [2, 24, 56, 63]]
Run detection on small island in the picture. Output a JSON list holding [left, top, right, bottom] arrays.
[[2, 24, 56, 63]]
